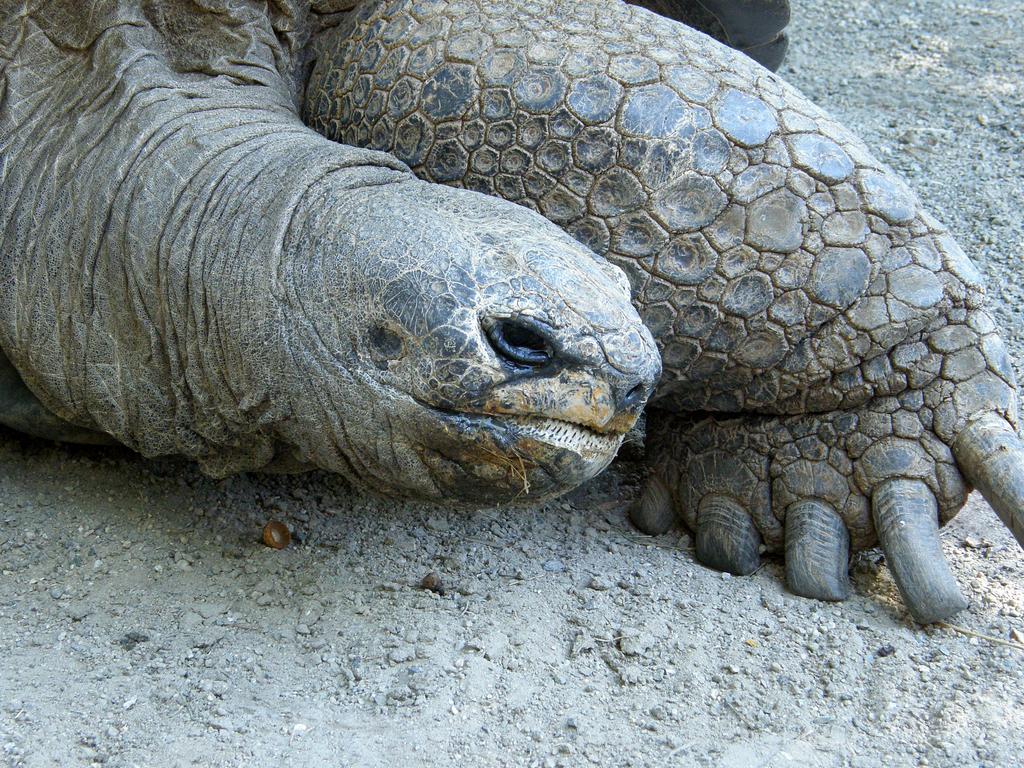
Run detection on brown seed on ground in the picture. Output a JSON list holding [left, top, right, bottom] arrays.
[[262, 520, 291, 549], [420, 571, 444, 594]]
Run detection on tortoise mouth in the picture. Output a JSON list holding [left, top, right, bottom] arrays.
[[410, 401, 626, 502], [499, 414, 624, 456], [419, 400, 626, 458]]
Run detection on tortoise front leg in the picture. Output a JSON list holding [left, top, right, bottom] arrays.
[[305, 0, 1024, 621]]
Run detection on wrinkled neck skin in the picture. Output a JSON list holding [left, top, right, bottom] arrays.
[[0, 6, 393, 475], [0, 3, 658, 501]]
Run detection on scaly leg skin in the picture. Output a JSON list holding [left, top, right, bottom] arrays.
[[640, 319, 1013, 623], [305, 0, 1024, 621]]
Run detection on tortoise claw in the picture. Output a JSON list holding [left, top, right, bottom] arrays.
[[695, 493, 762, 575], [784, 499, 851, 602], [953, 415, 1024, 549], [872, 479, 967, 624], [629, 474, 676, 535]]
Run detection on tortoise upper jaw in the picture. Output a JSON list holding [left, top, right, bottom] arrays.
[[470, 369, 645, 436]]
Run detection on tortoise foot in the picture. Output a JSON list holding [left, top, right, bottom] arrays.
[[640, 331, 1022, 623]]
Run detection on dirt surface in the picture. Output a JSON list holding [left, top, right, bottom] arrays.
[[2, 1, 1023, 766]]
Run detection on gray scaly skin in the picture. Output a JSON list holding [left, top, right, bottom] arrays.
[[0, 0, 1021, 623], [0, 1, 659, 505], [304, 0, 1024, 622]]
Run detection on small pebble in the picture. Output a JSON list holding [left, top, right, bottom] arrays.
[[425, 516, 449, 532], [66, 604, 92, 622], [116, 631, 149, 651], [388, 646, 416, 665]]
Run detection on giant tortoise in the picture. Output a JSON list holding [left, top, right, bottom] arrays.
[[1, 0, 1022, 624]]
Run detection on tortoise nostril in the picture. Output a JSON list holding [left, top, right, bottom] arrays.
[[485, 318, 554, 368], [622, 381, 646, 409]]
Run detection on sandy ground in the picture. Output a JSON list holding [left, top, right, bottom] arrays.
[[2, 1, 1023, 766]]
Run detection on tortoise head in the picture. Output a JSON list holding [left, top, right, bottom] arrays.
[[275, 176, 660, 503]]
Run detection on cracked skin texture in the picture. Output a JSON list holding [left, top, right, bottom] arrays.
[[0, 0, 659, 504], [1, 0, 1022, 622]]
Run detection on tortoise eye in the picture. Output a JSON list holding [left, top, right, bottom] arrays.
[[484, 319, 553, 368]]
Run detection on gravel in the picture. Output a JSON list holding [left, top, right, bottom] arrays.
[[1, 1, 1023, 766]]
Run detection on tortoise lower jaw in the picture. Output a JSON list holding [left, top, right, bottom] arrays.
[[415, 407, 626, 503]]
